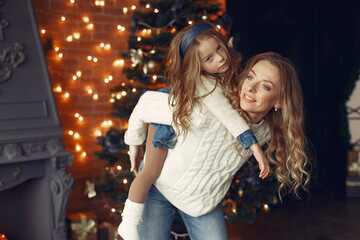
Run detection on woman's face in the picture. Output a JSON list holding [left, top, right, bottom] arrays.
[[240, 60, 281, 123]]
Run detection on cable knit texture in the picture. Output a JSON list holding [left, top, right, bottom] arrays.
[[125, 77, 271, 217]]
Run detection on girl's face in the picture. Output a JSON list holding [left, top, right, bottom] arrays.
[[240, 60, 281, 123], [197, 37, 229, 74]]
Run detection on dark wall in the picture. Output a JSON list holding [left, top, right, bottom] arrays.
[[228, 0, 360, 193]]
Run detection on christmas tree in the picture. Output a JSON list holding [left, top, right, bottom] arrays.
[[94, 0, 279, 235]]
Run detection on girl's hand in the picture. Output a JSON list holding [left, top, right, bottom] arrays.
[[129, 145, 144, 175], [249, 143, 270, 179]]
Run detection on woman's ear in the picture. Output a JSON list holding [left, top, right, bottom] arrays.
[[228, 37, 233, 48], [274, 103, 282, 109]]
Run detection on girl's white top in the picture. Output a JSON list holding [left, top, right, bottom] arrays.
[[125, 76, 271, 217]]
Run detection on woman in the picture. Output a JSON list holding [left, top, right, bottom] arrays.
[[123, 52, 311, 240]]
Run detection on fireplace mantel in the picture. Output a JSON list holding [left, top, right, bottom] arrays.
[[0, 0, 74, 239]]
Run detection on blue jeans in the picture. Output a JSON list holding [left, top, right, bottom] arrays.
[[139, 185, 228, 240]]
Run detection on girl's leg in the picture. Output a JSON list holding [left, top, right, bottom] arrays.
[[179, 203, 228, 240], [139, 185, 175, 240], [128, 125, 168, 203]]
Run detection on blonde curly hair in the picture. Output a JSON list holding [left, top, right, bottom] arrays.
[[230, 52, 311, 200]]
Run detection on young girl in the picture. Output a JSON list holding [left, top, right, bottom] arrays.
[[118, 22, 269, 239], [121, 52, 311, 239]]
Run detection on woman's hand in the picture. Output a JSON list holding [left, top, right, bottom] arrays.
[[129, 145, 144, 175], [249, 143, 270, 179]]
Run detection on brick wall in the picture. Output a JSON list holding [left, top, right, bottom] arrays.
[[33, 0, 137, 224]]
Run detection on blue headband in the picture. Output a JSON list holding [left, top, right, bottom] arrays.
[[180, 22, 213, 57]]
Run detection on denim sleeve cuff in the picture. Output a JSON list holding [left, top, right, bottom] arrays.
[[236, 129, 258, 150]]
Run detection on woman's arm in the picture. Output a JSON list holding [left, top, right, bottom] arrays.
[[124, 91, 173, 145]]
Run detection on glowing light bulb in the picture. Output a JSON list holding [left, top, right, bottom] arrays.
[[108, 75, 113, 80], [104, 44, 111, 50], [66, 35, 73, 42], [132, 88, 137, 93], [83, 16, 89, 22], [93, 94, 98, 100], [61, 16, 66, 21], [75, 144, 81, 151], [64, 92, 70, 98], [100, 42, 105, 48], [154, 8, 159, 13], [121, 91, 127, 96], [55, 86, 62, 92], [116, 94, 121, 99], [104, 78, 109, 83], [41, 29, 46, 34], [93, 57, 98, 62], [131, 5, 136, 10], [55, 47, 60, 52], [73, 32, 80, 39], [76, 71, 82, 77], [75, 113, 80, 118], [137, 37, 141, 41], [87, 56, 92, 61], [216, 25, 221, 29], [123, 178, 128, 184], [110, 98, 115, 103], [72, 75, 77, 80], [188, 20, 193, 25], [87, 23, 94, 30], [70, 0, 75, 4], [82, 152, 87, 157], [146, 3, 150, 8], [87, 89, 93, 94], [111, 208, 116, 213], [113, 59, 124, 67], [58, 53, 63, 58], [95, 130, 102, 136], [117, 165, 122, 170], [68, 130, 74, 135], [202, 15, 208, 20], [74, 132, 80, 139], [263, 203, 270, 212], [123, 7, 128, 14], [78, 116, 84, 121]]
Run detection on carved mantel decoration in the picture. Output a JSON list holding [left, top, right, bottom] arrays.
[[0, 0, 74, 239]]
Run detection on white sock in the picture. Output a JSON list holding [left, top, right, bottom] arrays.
[[118, 199, 144, 240]]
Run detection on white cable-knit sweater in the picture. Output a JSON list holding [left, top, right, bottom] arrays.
[[125, 78, 271, 217]]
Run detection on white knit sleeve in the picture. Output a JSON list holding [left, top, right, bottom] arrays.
[[198, 76, 250, 139], [124, 91, 173, 145]]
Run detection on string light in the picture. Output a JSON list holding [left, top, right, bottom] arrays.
[[58, 53, 63, 58], [41, 29, 46, 34], [123, 178, 128, 184], [131, 5, 136, 10], [87, 89, 93, 94], [75, 113, 80, 118], [216, 25, 221, 29], [263, 203, 270, 212], [64, 92, 70, 98], [117, 25, 126, 31], [86, 23, 94, 30], [66, 35, 73, 42], [93, 94, 99, 100], [61, 16, 66, 21], [70, 0, 75, 4], [54, 47, 60, 52], [83, 16, 90, 22], [188, 20, 193, 25], [68, 130, 74, 135], [72, 75, 77, 80], [74, 132, 80, 139], [75, 144, 81, 151], [117, 165, 122, 170], [146, 3, 150, 8], [113, 59, 124, 67], [82, 152, 87, 157], [123, 7, 128, 14], [95, 130, 102, 136], [137, 37, 141, 41], [95, 0, 105, 6], [55, 86, 62, 92], [73, 32, 81, 39], [76, 71, 82, 77], [154, 8, 159, 13]]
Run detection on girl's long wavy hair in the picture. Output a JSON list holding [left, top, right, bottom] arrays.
[[231, 52, 311, 200], [165, 22, 240, 137]]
